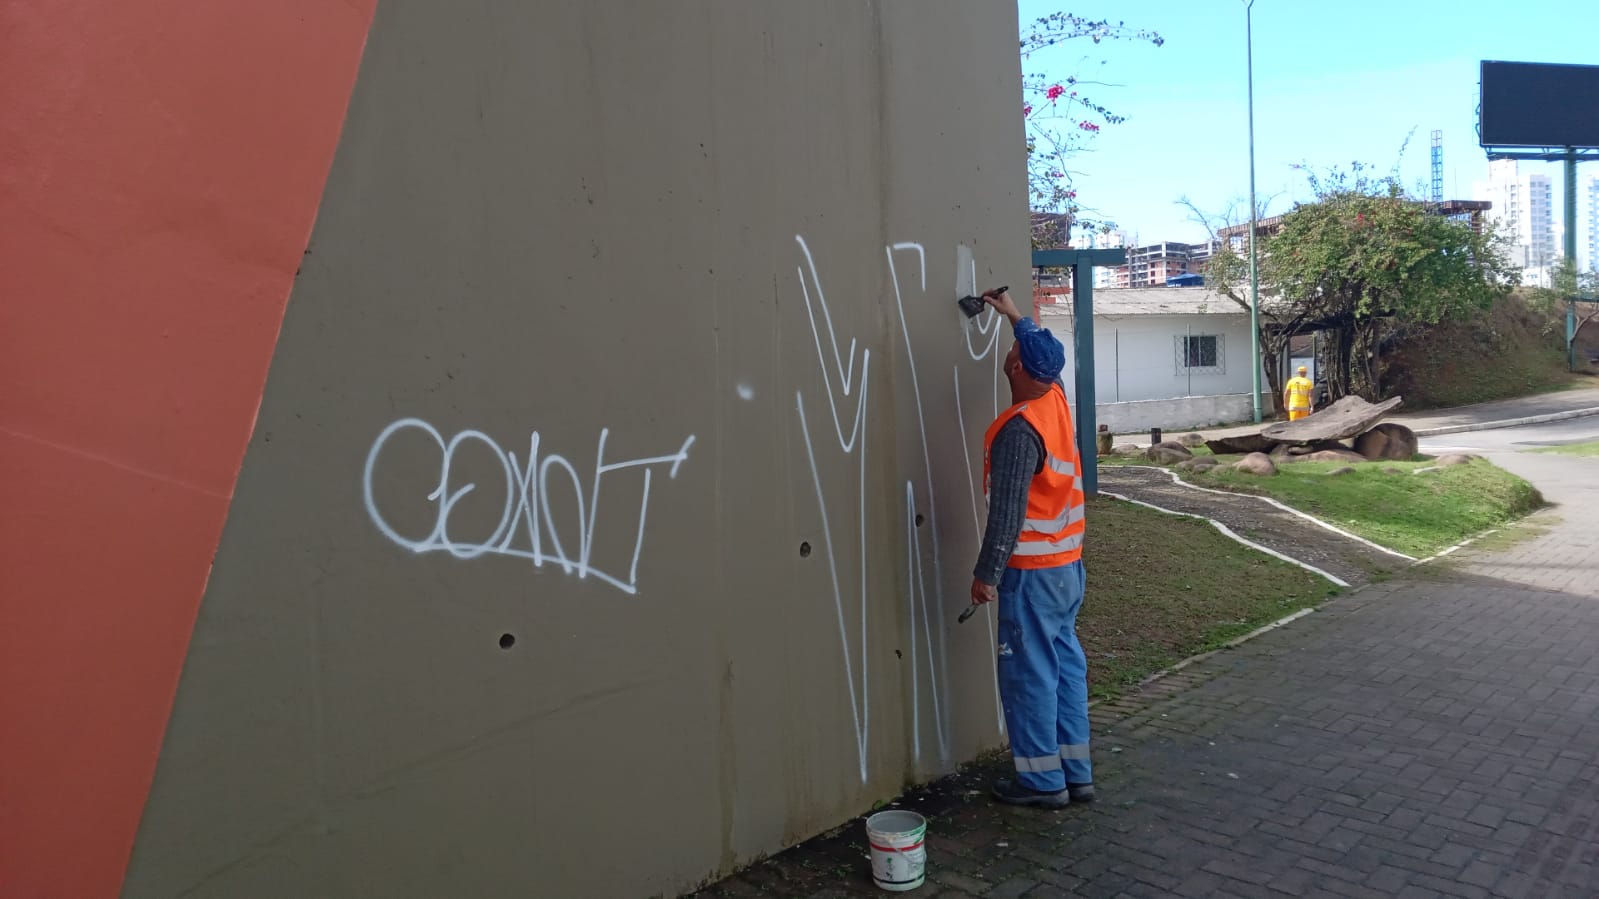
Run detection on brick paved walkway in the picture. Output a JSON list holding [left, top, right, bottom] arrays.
[[697, 451, 1599, 898]]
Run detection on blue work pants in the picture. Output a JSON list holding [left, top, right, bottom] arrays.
[[996, 561, 1090, 792]]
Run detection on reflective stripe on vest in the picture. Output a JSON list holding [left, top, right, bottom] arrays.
[[1046, 453, 1076, 476], [982, 383, 1086, 568], [1011, 531, 1085, 556], [1024, 501, 1086, 534]]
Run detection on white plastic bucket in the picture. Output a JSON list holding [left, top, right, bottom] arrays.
[[865, 809, 927, 892]]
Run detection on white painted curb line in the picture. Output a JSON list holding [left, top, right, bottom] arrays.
[[1091, 505, 1511, 707], [1100, 490, 1350, 588], [1119, 465, 1418, 562], [1411, 405, 1599, 437], [1129, 608, 1318, 691], [1413, 528, 1499, 566]]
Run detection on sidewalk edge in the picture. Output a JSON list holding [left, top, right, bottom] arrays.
[[1411, 406, 1599, 437]]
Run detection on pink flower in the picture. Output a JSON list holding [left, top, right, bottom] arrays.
[[1046, 84, 1066, 101]]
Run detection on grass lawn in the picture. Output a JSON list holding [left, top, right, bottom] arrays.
[[1532, 440, 1599, 457], [1079, 495, 1339, 699], [1176, 458, 1544, 558]]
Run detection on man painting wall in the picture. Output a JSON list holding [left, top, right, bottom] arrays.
[[967, 289, 1093, 809]]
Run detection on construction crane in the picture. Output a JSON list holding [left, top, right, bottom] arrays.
[[1431, 129, 1444, 205]]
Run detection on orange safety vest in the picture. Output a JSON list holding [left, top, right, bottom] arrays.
[[1285, 376, 1314, 412], [982, 384, 1087, 568]]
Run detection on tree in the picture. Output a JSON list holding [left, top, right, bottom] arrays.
[[1209, 164, 1518, 404], [1176, 193, 1293, 411], [1525, 258, 1599, 365], [1020, 13, 1162, 248]]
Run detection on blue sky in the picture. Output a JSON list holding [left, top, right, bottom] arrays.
[[1015, 0, 1598, 243]]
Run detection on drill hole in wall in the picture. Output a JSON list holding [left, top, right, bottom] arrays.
[[499, 633, 516, 650], [799, 541, 812, 558]]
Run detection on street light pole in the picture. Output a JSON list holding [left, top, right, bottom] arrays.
[[1566, 150, 1579, 371], [1244, 0, 1263, 423]]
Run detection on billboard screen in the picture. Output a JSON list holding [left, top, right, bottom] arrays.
[[1480, 61, 1599, 149]]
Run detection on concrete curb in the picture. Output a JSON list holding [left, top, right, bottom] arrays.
[[1099, 489, 1350, 587], [1410, 405, 1599, 437], [1117, 465, 1418, 561], [1114, 404, 1599, 446], [1129, 608, 1318, 693]]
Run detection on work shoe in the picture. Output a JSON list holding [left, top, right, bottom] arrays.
[[1066, 782, 1096, 804], [989, 778, 1069, 809]]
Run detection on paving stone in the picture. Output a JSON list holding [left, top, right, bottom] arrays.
[[698, 451, 1599, 898]]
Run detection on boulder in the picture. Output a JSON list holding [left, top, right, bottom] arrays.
[[1146, 441, 1194, 464], [1291, 448, 1369, 464], [1233, 452, 1277, 476], [1260, 395, 1404, 444], [1179, 432, 1207, 448], [1326, 466, 1357, 477], [1287, 440, 1352, 456], [1436, 453, 1478, 467], [1175, 457, 1219, 473], [1206, 432, 1278, 455], [1354, 423, 1420, 461], [1111, 443, 1143, 456], [1269, 442, 1294, 459], [1144, 441, 1196, 460]]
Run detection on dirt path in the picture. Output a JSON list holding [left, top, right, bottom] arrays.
[[1098, 465, 1409, 586]]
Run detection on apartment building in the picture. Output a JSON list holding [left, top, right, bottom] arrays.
[[1473, 159, 1557, 287]]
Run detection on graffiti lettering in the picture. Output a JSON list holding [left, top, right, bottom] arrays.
[[795, 232, 1010, 782], [363, 417, 694, 595]]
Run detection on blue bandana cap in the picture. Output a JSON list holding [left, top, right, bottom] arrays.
[[1013, 317, 1065, 382]]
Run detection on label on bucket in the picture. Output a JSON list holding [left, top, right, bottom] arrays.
[[866, 811, 927, 892]]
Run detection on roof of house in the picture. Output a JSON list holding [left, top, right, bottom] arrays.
[[1038, 287, 1249, 318]]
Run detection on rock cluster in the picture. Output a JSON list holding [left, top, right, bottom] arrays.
[[1165, 396, 1424, 477]]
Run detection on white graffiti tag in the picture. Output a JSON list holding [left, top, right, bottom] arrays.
[[795, 232, 1010, 782], [794, 234, 873, 784], [363, 418, 694, 595]]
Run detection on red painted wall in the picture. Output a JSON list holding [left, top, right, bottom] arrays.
[[0, 2, 376, 895]]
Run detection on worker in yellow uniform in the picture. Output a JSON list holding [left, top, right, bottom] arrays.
[[1284, 365, 1315, 420]]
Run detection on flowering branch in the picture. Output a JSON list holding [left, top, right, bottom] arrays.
[[1021, 12, 1162, 247]]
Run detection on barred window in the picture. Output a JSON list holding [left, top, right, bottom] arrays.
[[1175, 334, 1225, 374]]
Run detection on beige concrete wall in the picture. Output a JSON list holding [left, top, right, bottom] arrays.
[[124, 2, 1029, 896]]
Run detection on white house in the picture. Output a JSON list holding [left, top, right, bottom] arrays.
[[1037, 287, 1270, 433]]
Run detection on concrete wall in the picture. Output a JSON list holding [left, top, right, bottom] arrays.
[[1097, 393, 1272, 434], [118, 3, 1029, 898], [1, 2, 378, 896]]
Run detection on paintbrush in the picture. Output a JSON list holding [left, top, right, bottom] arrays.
[[957, 286, 1007, 318], [958, 603, 980, 624]]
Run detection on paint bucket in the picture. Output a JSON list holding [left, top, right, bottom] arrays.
[[865, 809, 927, 892]]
